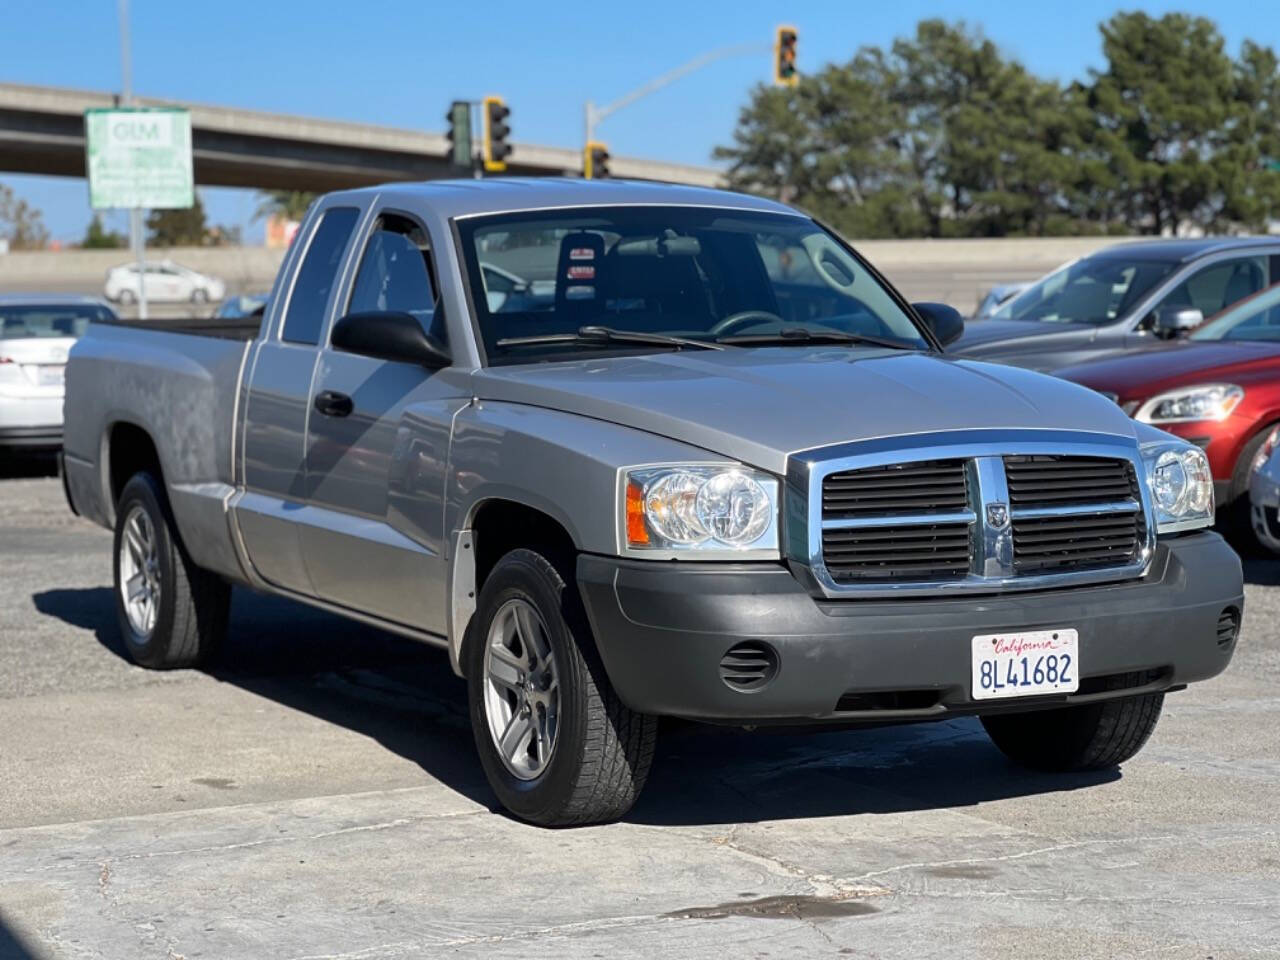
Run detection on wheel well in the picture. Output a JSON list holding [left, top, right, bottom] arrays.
[[108, 423, 163, 506], [471, 499, 577, 590], [1229, 418, 1280, 501]]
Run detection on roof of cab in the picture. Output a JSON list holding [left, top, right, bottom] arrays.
[[1092, 236, 1280, 263], [321, 177, 803, 220]]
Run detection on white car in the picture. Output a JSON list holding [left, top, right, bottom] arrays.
[[0, 296, 116, 452], [104, 260, 226, 306]]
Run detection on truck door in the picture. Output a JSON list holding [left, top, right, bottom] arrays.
[[235, 204, 363, 594], [300, 210, 467, 634]]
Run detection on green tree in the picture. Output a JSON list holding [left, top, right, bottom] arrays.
[[81, 214, 127, 249], [146, 194, 209, 246], [890, 20, 1080, 236], [1085, 12, 1251, 234], [253, 190, 315, 222], [0, 182, 50, 250], [717, 21, 1081, 238]]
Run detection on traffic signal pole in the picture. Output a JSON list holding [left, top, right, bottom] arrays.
[[582, 41, 767, 157]]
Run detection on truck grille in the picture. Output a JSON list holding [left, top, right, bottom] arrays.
[[1011, 511, 1143, 573], [822, 522, 972, 581], [800, 438, 1152, 597], [1004, 455, 1138, 507], [819, 460, 974, 583], [1005, 456, 1142, 573], [823, 459, 968, 519]]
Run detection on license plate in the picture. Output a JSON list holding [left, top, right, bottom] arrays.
[[36, 365, 65, 386], [971, 629, 1079, 700]]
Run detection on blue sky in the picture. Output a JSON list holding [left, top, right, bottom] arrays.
[[1, 0, 1272, 244]]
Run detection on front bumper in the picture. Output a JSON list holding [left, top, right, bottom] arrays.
[[578, 532, 1243, 723]]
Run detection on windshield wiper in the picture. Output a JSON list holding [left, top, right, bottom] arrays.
[[496, 325, 724, 351], [715, 327, 913, 350]]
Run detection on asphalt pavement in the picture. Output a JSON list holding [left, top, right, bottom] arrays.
[[1, 466, 1278, 959]]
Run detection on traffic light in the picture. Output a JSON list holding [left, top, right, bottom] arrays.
[[445, 100, 472, 169], [774, 25, 798, 86], [482, 96, 512, 173], [584, 141, 610, 180]]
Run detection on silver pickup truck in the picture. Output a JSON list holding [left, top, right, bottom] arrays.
[[63, 179, 1243, 826]]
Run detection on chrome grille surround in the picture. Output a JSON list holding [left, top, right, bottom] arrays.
[[785, 429, 1156, 599]]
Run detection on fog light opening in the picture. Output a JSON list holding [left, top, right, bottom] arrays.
[[1216, 607, 1240, 650], [718, 641, 779, 692]]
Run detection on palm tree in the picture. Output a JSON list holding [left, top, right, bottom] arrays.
[[253, 190, 315, 223]]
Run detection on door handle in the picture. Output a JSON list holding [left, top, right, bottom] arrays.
[[313, 390, 354, 418]]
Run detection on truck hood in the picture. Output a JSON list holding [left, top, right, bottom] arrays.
[[474, 347, 1139, 474]]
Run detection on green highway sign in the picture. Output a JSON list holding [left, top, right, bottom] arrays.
[[85, 107, 194, 210]]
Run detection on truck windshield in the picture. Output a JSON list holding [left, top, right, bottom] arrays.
[[994, 256, 1174, 326], [455, 206, 929, 363]]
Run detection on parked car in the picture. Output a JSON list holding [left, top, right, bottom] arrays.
[[973, 282, 1029, 319], [951, 238, 1280, 370], [1249, 426, 1280, 552], [214, 294, 268, 320], [62, 179, 1242, 826], [1056, 281, 1280, 519], [0, 295, 116, 452], [104, 260, 227, 305]]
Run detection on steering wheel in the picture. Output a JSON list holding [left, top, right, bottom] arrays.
[[709, 310, 786, 337]]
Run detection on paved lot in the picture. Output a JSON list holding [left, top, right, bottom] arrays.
[[1, 466, 1278, 959]]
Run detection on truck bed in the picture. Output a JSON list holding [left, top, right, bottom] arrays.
[[62, 320, 253, 581], [101, 314, 263, 341]]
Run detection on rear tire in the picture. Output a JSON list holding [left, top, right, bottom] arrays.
[[112, 472, 230, 669], [466, 548, 657, 826], [981, 684, 1163, 771]]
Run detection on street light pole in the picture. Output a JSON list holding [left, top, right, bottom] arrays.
[[118, 0, 148, 319], [582, 42, 765, 168]]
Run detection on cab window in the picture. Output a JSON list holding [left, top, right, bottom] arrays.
[[345, 213, 442, 340]]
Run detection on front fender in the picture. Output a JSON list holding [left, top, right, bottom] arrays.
[[442, 401, 737, 673]]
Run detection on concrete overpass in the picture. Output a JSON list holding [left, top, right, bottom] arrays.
[[0, 82, 723, 192]]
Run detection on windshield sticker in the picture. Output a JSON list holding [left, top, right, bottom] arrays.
[[567, 265, 596, 280], [565, 285, 595, 300], [569, 248, 595, 260]]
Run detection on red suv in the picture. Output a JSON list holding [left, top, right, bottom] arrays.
[[1057, 282, 1280, 523]]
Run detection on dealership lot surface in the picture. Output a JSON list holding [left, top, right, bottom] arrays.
[[1, 470, 1277, 959]]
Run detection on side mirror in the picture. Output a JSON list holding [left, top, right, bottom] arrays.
[[913, 301, 965, 348], [331, 311, 450, 368], [1152, 306, 1203, 339]]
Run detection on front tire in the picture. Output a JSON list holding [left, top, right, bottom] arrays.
[[191, 288, 209, 304], [112, 472, 230, 669], [981, 684, 1164, 772], [466, 549, 657, 826], [117, 289, 137, 306]]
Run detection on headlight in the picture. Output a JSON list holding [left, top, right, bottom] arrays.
[[1134, 384, 1243, 424], [1141, 441, 1214, 533], [621, 465, 779, 558]]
